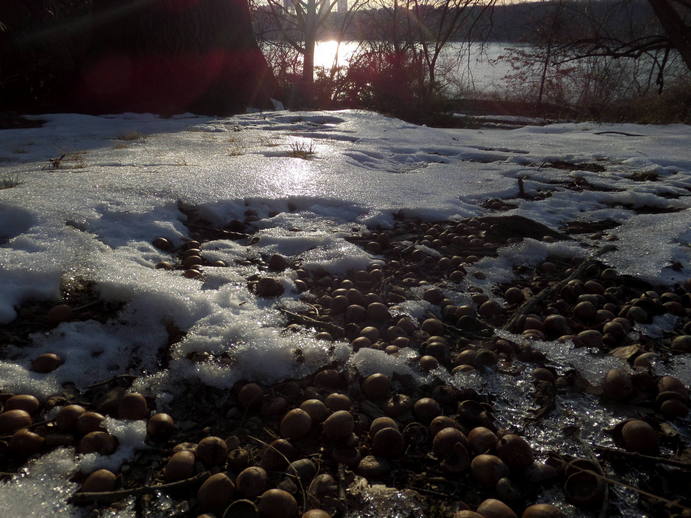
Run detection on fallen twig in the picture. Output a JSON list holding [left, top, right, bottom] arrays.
[[278, 307, 344, 337], [71, 471, 209, 504], [594, 445, 691, 469], [502, 246, 616, 333]]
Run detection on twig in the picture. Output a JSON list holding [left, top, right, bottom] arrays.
[[84, 374, 136, 389], [594, 445, 691, 469], [278, 307, 344, 336], [502, 246, 616, 333], [248, 435, 307, 514], [71, 471, 209, 504], [551, 456, 691, 512], [594, 131, 644, 137]]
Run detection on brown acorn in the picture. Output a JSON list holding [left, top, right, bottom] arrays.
[[467, 426, 498, 454], [602, 368, 633, 401], [31, 353, 62, 373], [476, 498, 517, 518], [495, 434, 534, 470], [621, 419, 658, 453], [471, 454, 509, 487], [299, 399, 330, 423], [196, 436, 228, 467], [147, 413, 175, 439], [521, 503, 564, 518], [258, 488, 298, 518], [413, 397, 442, 423], [0, 409, 32, 434], [9, 428, 44, 456], [371, 427, 404, 457], [118, 392, 149, 420], [81, 469, 117, 493], [323, 410, 354, 441], [79, 431, 117, 455], [197, 472, 235, 511], [280, 408, 313, 439], [55, 404, 85, 431], [238, 382, 264, 409], [164, 450, 196, 481], [4, 395, 40, 414], [361, 373, 391, 400], [236, 466, 268, 497]]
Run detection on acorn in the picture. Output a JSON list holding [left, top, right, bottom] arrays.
[[564, 469, 605, 507], [367, 302, 391, 322], [268, 254, 289, 271], [47, 304, 73, 325], [476, 498, 517, 518], [302, 511, 332, 518], [31, 353, 62, 373], [261, 439, 296, 470], [227, 447, 251, 471], [471, 454, 509, 487], [496, 434, 534, 470], [357, 455, 390, 480], [370, 416, 399, 436], [238, 383, 264, 409], [521, 503, 564, 518], [672, 335, 691, 352], [420, 355, 440, 371], [602, 368, 633, 401], [55, 404, 85, 431], [325, 393, 352, 411], [383, 393, 413, 417], [258, 488, 297, 518], [147, 413, 175, 439], [196, 436, 229, 467], [5, 394, 40, 414], [118, 392, 149, 420], [236, 466, 268, 497], [288, 458, 317, 484], [0, 409, 32, 434], [413, 397, 442, 423], [197, 473, 235, 511], [280, 408, 312, 440], [421, 318, 444, 335], [371, 427, 404, 457], [164, 450, 196, 481], [79, 431, 117, 455], [81, 469, 117, 493], [300, 399, 330, 423], [633, 352, 656, 369], [9, 428, 44, 456], [621, 419, 658, 453], [256, 277, 284, 297], [429, 416, 460, 436], [658, 376, 688, 398], [361, 373, 391, 400], [77, 411, 106, 435], [433, 427, 468, 458], [323, 410, 354, 441], [152, 237, 173, 251], [308, 473, 338, 500]]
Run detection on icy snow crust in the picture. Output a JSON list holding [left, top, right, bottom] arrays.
[[0, 110, 690, 516]]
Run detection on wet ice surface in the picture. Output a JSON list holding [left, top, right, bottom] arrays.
[[0, 110, 690, 515]]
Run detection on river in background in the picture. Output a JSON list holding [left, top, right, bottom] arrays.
[[311, 40, 687, 101]]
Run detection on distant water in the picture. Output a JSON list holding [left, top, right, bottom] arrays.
[[314, 40, 516, 94], [312, 40, 688, 101]]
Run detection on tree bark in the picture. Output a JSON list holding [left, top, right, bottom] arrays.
[[648, 0, 691, 72]]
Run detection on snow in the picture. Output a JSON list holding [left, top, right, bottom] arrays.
[[0, 109, 690, 516]]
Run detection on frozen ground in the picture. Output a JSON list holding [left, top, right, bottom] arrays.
[[0, 110, 690, 516]]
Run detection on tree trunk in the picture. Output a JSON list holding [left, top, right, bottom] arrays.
[[648, 0, 691, 72], [301, 0, 317, 107]]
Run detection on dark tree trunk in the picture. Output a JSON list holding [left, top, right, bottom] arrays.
[[648, 0, 691, 72], [77, 0, 276, 115]]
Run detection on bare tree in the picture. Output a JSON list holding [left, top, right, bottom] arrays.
[[257, 0, 369, 105]]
